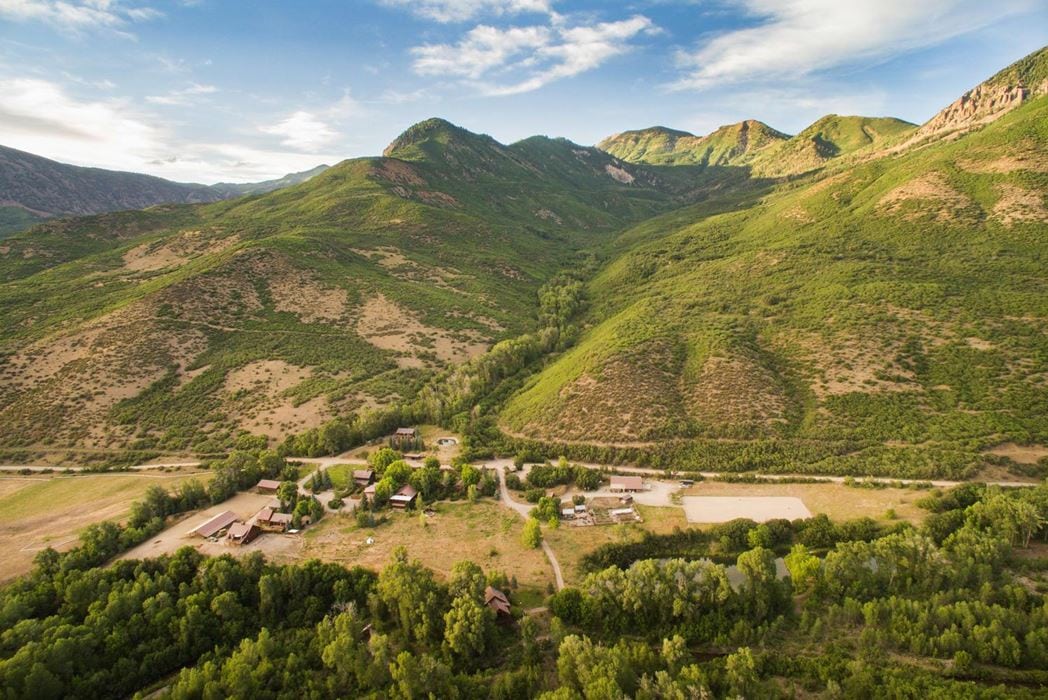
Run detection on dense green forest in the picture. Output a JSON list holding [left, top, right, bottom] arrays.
[[1, 476, 1046, 698]]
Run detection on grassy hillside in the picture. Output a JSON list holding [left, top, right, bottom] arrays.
[[598, 116, 914, 176], [753, 115, 916, 176], [598, 120, 789, 168], [0, 119, 756, 462], [502, 95, 1048, 479]]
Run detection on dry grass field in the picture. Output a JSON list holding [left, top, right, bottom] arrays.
[[298, 500, 555, 593], [545, 504, 688, 584], [0, 468, 211, 582]]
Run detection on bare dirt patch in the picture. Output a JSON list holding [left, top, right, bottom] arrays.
[[224, 361, 332, 439], [992, 184, 1048, 227], [604, 164, 635, 184], [0, 301, 209, 448], [352, 246, 467, 295], [787, 328, 920, 400], [157, 253, 264, 326], [877, 172, 978, 223], [779, 205, 814, 224], [685, 353, 789, 430], [355, 294, 489, 366], [269, 276, 349, 324], [371, 160, 426, 186], [957, 144, 1048, 174], [683, 481, 927, 524], [225, 360, 310, 394], [533, 342, 687, 444], [984, 443, 1048, 465], [122, 230, 237, 273]]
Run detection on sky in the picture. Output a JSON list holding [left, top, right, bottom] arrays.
[[0, 0, 1045, 184]]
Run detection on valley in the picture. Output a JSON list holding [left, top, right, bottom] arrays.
[[0, 38, 1046, 699]]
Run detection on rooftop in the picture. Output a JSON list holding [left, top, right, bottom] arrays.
[[193, 510, 238, 538]]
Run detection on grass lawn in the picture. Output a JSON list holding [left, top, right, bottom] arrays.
[[298, 499, 555, 595], [545, 504, 688, 584], [0, 470, 212, 582], [683, 481, 928, 524], [324, 464, 358, 490]]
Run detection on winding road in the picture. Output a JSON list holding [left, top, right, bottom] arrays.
[[493, 462, 565, 591]]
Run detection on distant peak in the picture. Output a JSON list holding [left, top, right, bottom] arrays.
[[383, 117, 483, 158], [709, 119, 790, 139]]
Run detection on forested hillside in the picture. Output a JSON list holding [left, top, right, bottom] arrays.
[[503, 67, 1048, 480], [0, 118, 756, 466]]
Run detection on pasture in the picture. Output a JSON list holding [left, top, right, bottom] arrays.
[[0, 468, 211, 581]]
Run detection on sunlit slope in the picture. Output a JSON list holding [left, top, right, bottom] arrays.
[[0, 118, 753, 460], [502, 96, 1048, 477]]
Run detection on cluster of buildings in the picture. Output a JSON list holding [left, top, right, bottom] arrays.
[[559, 475, 645, 525], [190, 476, 306, 546]]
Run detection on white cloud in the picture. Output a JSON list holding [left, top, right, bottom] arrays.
[[412, 15, 656, 95], [380, 0, 552, 23], [0, 0, 162, 33], [673, 0, 1036, 89], [413, 25, 551, 79], [145, 82, 217, 106], [260, 111, 340, 152], [258, 93, 361, 153], [0, 77, 338, 183], [0, 77, 168, 168]]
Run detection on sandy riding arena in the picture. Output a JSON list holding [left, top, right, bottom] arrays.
[[683, 496, 812, 523]]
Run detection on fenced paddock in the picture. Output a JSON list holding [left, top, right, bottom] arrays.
[[682, 496, 812, 523]]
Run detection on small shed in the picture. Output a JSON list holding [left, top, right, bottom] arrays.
[[390, 484, 418, 509], [574, 504, 587, 514], [257, 479, 281, 493], [226, 522, 259, 545], [192, 510, 238, 538], [363, 483, 377, 498], [560, 507, 575, 519], [353, 469, 375, 487], [485, 586, 512, 619], [392, 427, 420, 450], [609, 476, 643, 493]]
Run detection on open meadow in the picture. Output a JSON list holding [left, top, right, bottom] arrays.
[[298, 500, 555, 598], [0, 468, 211, 581]]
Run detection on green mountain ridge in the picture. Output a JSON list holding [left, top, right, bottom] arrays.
[[503, 92, 1048, 478], [0, 144, 328, 237], [0, 117, 760, 461], [597, 115, 916, 176], [0, 46, 1045, 481]]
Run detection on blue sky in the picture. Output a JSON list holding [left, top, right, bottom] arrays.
[[1, 0, 1045, 183]]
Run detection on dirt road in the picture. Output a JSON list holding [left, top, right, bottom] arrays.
[[493, 463, 564, 590]]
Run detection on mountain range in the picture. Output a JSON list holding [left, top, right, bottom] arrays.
[[0, 145, 328, 236], [0, 45, 1045, 480]]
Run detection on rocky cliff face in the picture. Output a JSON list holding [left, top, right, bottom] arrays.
[[912, 79, 1048, 142], [903, 45, 1048, 147]]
